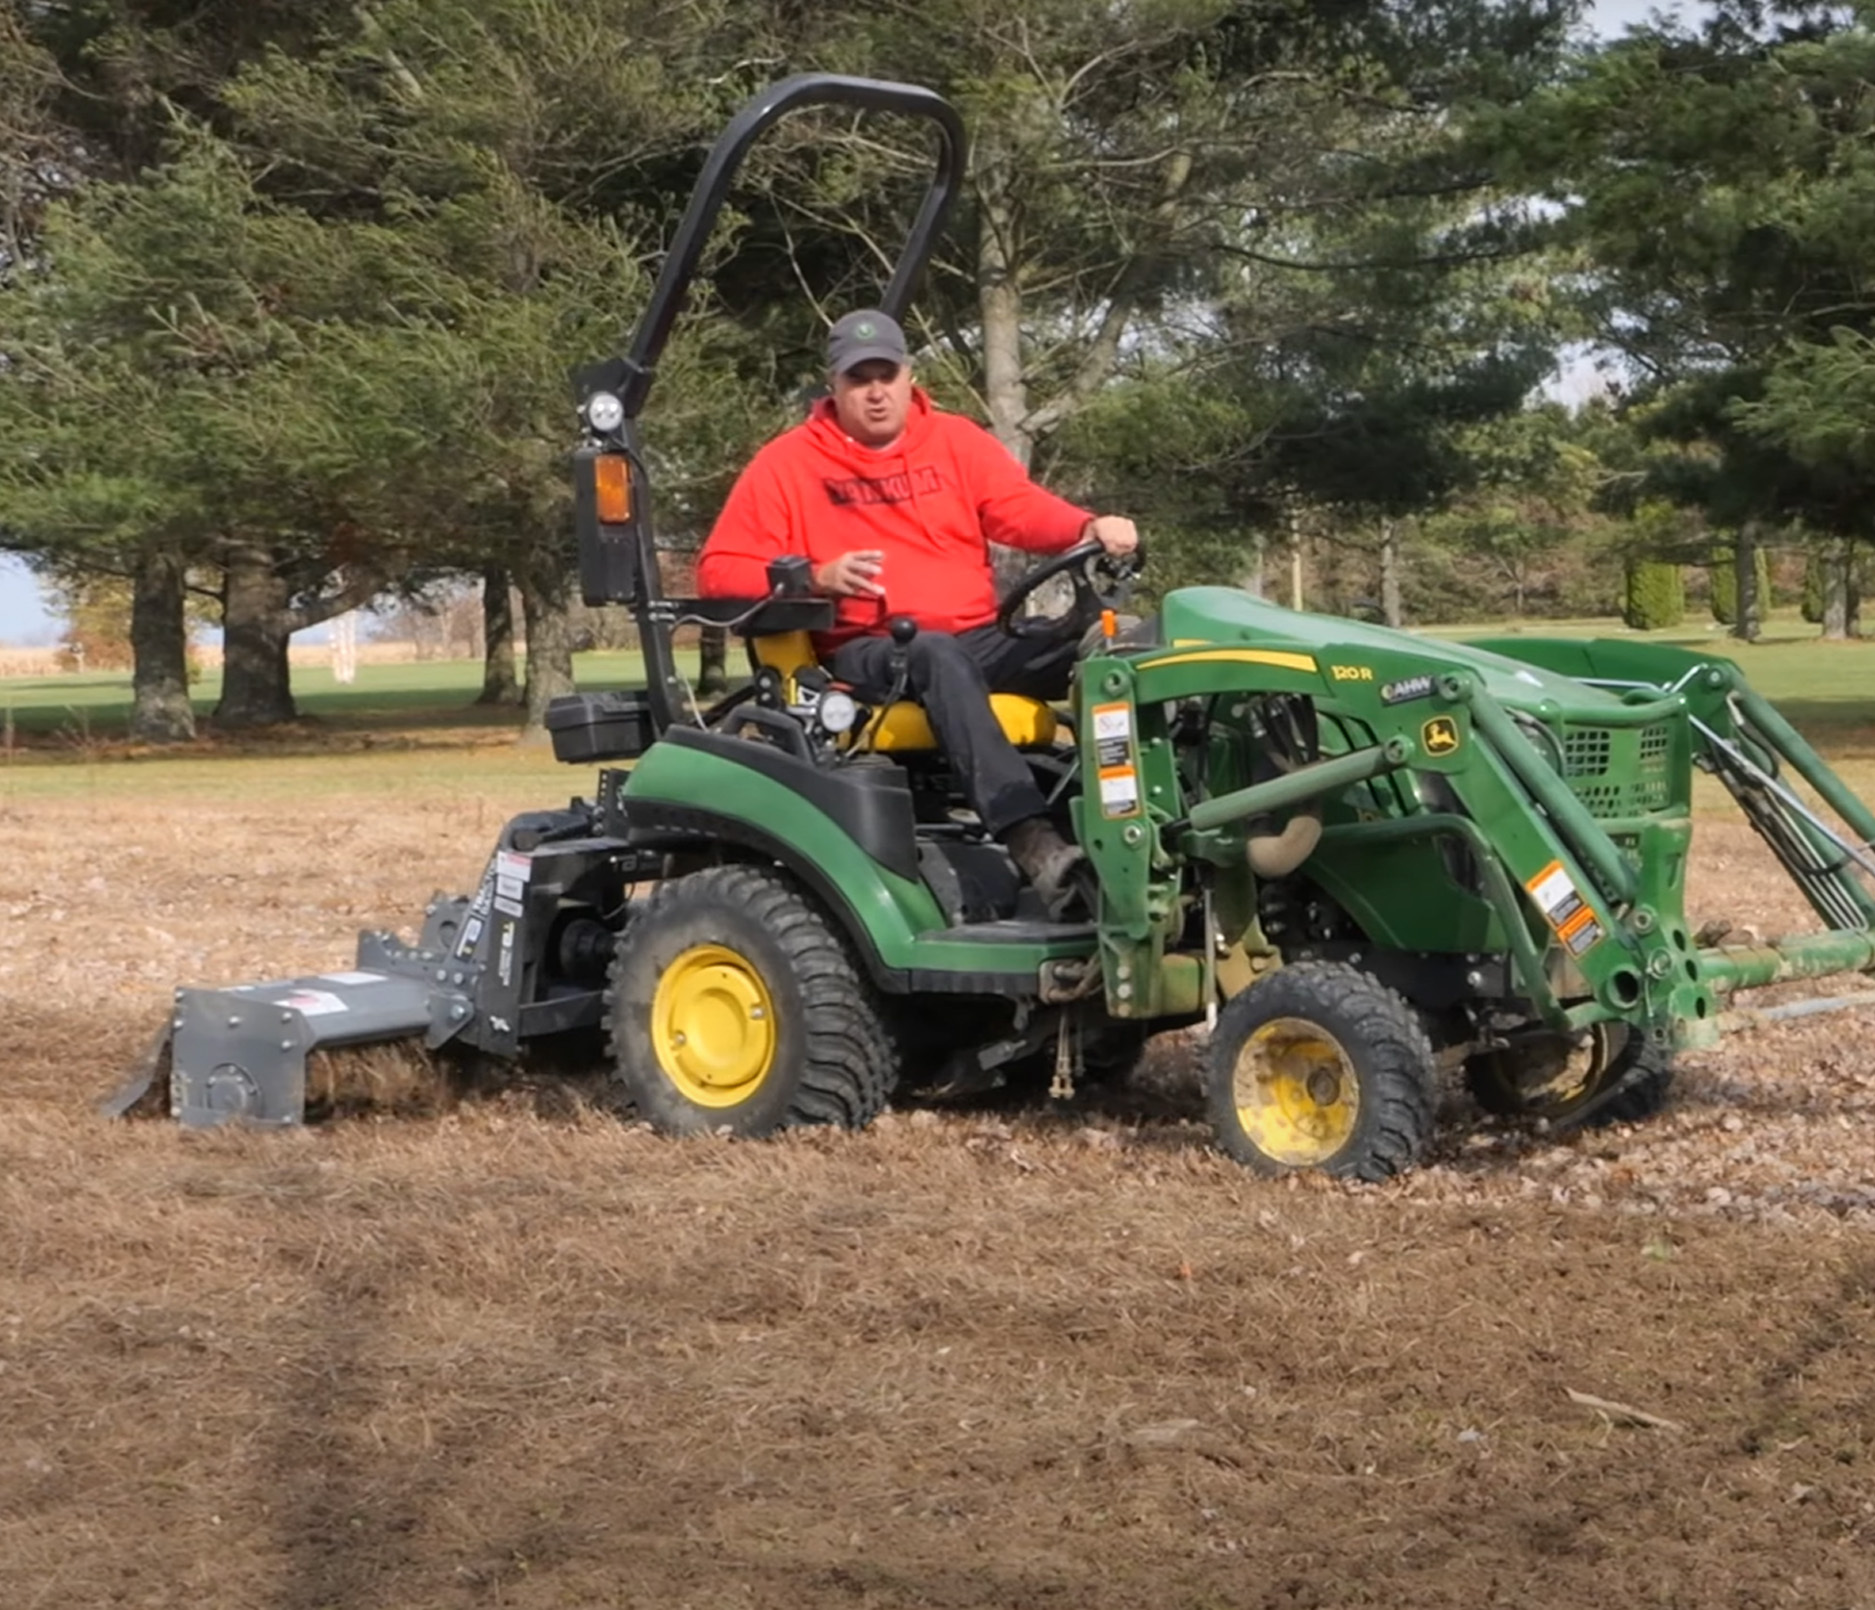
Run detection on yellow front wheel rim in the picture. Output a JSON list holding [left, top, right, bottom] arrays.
[[650, 944, 778, 1108], [1233, 1017, 1360, 1167]]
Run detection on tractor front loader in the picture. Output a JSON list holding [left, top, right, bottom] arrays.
[[110, 75, 1875, 1182]]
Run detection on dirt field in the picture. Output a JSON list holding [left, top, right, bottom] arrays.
[[5, 732, 1875, 1609]]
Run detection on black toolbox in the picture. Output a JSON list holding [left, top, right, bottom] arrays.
[[545, 691, 656, 764]]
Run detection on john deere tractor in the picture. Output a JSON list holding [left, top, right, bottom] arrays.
[[113, 75, 1875, 1181]]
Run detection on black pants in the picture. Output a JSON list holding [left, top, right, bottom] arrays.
[[829, 624, 1077, 837]]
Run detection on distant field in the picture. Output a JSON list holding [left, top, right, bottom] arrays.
[[2, 610, 1868, 747], [0, 649, 687, 742], [1427, 613, 1875, 739]]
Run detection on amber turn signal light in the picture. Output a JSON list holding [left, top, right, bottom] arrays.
[[593, 455, 632, 523]]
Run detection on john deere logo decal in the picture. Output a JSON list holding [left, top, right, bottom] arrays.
[[1422, 716, 1460, 755]]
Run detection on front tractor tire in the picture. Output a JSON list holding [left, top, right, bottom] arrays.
[[1464, 1023, 1674, 1129], [608, 864, 897, 1137], [1206, 962, 1436, 1182]]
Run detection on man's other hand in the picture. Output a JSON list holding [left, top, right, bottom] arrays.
[[815, 550, 886, 598], [1085, 515, 1140, 556]]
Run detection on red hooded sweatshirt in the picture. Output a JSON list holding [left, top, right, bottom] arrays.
[[696, 389, 1090, 651]]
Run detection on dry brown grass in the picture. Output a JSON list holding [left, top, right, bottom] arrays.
[[5, 748, 1875, 1608], [0, 647, 62, 678]]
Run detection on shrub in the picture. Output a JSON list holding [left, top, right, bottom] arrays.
[[1623, 558, 1684, 630]]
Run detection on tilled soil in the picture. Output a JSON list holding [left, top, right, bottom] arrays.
[[4, 755, 1875, 1608]]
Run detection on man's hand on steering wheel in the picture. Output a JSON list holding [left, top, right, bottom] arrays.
[[1084, 514, 1140, 558], [995, 521, 1147, 642]]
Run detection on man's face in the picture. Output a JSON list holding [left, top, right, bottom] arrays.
[[830, 359, 913, 448]]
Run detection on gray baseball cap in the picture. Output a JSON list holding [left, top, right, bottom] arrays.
[[827, 309, 908, 374]]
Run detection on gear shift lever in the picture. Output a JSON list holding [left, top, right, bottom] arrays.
[[884, 616, 918, 706], [849, 616, 919, 761]]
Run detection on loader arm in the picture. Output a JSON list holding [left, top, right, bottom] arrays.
[[1468, 637, 1875, 938], [1073, 591, 1875, 1055]]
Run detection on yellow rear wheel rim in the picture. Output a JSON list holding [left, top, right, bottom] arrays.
[[1233, 1017, 1360, 1167], [651, 944, 778, 1108]]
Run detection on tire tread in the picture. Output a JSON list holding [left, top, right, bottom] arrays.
[[606, 863, 895, 1135], [1206, 961, 1436, 1182]]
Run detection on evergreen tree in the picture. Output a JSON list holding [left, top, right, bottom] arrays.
[[1489, 2, 1875, 641], [1623, 559, 1684, 630]]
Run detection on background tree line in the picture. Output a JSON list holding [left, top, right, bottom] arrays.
[[2, 0, 1871, 741]]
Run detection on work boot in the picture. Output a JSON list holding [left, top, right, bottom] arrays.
[[1005, 816, 1087, 921]]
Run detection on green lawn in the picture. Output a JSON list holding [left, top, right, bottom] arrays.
[[1434, 611, 1875, 740], [0, 651, 693, 801], [1, 611, 1868, 759], [0, 649, 684, 735]]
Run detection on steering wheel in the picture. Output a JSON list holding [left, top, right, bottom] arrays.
[[994, 537, 1147, 643]]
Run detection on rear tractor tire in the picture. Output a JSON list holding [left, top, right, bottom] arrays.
[[1464, 1023, 1674, 1129], [607, 864, 897, 1136], [1205, 962, 1437, 1182]]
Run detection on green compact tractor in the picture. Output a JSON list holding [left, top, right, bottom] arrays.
[[112, 76, 1875, 1180]]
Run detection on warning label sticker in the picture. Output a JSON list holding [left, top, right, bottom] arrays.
[[1559, 908, 1604, 956], [282, 989, 348, 1018], [1099, 772, 1140, 816], [496, 849, 532, 907], [1525, 860, 1603, 955], [1091, 703, 1134, 770], [1527, 861, 1580, 923], [1092, 701, 1142, 818]]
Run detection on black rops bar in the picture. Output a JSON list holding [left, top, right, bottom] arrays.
[[573, 73, 968, 425]]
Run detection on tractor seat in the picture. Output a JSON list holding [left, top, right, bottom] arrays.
[[751, 630, 1060, 753]]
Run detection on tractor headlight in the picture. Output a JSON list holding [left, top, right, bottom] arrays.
[[818, 689, 860, 735], [585, 391, 625, 433]]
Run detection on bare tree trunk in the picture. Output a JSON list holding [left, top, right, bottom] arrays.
[[1733, 524, 1762, 644], [1379, 519, 1404, 628], [1287, 508, 1305, 610], [1820, 540, 1850, 641], [695, 625, 729, 695], [477, 565, 522, 705], [977, 168, 1040, 596], [518, 565, 576, 736], [215, 542, 298, 728], [128, 547, 196, 743], [977, 170, 1030, 469], [1240, 532, 1265, 597]]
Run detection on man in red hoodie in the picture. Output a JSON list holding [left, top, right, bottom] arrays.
[[697, 309, 1139, 916]]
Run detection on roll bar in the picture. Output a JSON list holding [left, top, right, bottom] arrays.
[[574, 74, 968, 429]]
